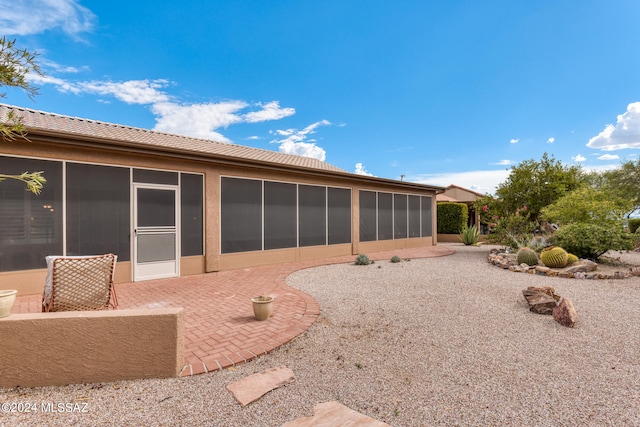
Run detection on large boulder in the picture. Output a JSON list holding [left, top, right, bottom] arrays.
[[553, 297, 578, 328], [522, 286, 560, 315]]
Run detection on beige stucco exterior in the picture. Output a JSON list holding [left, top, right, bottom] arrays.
[[1, 123, 441, 295], [0, 308, 184, 388]]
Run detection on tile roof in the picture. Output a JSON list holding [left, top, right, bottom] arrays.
[[0, 103, 347, 174]]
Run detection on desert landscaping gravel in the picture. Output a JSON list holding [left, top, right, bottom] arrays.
[[2, 244, 640, 426]]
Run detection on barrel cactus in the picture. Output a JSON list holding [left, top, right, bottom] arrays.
[[567, 253, 579, 265], [540, 246, 569, 268], [516, 247, 538, 266]]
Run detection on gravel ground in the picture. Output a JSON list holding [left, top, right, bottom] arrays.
[[2, 244, 640, 427]]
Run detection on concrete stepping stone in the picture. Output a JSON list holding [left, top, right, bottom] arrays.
[[282, 401, 391, 426], [226, 366, 295, 406]]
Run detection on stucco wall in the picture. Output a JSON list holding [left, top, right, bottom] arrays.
[[0, 308, 184, 388], [1, 139, 440, 290]]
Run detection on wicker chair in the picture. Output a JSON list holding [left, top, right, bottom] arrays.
[[42, 254, 118, 312]]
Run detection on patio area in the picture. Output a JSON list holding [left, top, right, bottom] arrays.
[[11, 245, 454, 377]]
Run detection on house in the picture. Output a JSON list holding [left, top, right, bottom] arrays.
[[0, 104, 444, 296], [436, 184, 486, 240]]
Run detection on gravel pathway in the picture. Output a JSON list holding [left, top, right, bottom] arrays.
[[2, 244, 640, 426]]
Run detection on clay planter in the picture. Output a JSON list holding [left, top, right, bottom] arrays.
[[251, 296, 274, 321], [0, 290, 18, 318]]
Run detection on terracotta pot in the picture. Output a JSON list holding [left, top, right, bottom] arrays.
[[0, 290, 18, 318], [251, 296, 274, 321]]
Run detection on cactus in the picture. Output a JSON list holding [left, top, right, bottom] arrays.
[[567, 253, 579, 265], [516, 247, 538, 266], [540, 246, 569, 268], [355, 254, 372, 265], [390, 255, 401, 263]]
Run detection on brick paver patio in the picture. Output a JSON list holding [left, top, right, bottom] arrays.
[[12, 245, 454, 377]]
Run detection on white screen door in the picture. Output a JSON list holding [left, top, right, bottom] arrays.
[[134, 185, 179, 281]]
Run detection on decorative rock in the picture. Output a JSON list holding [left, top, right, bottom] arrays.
[[282, 401, 391, 427], [553, 297, 577, 328], [563, 260, 597, 274], [522, 286, 560, 315], [226, 366, 295, 407]]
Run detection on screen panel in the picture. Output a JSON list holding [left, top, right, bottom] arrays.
[[421, 196, 433, 237], [359, 190, 377, 242], [328, 187, 351, 245], [264, 181, 297, 250], [299, 185, 327, 247], [394, 193, 408, 239], [377, 192, 393, 241], [66, 163, 131, 259], [221, 177, 262, 253], [408, 195, 421, 238]]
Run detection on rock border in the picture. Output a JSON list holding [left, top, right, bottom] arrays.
[[488, 249, 640, 280]]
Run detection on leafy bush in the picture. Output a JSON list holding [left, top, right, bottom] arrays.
[[355, 254, 372, 265], [459, 225, 479, 245], [437, 202, 468, 234], [485, 211, 537, 250], [554, 222, 635, 260], [628, 218, 640, 233], [390, 255, 401, 263]]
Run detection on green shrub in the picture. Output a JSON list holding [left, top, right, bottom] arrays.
[[628, 218, 640, 233], [437, 202, 468, 234], [554, 222, 635, 260], [459, 225, 479, 245], [355, 254, 372, 265], [390, 255, 401, 263]]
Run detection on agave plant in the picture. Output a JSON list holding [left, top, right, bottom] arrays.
[[459, 225, 480, 246]]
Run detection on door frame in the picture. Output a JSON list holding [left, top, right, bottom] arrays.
[[132, 183, 180, 281]]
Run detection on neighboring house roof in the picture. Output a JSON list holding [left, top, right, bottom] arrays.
[[445, 184, 485, 198], [0, 103, 445, 192], [436, 194, 456, 202]]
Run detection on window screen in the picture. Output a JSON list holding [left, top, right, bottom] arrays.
[[328, 187, 351, 245], [408, 195, 421, 238], [181, 173, 204, 256], [66, 163, 131, 260], [221, 177, 262, 253], [394, 193, 408, 239], [359, 190, 377, 242], [299, 185, 326, 247], [264, 181, 297, 250], [0, 156, 63, 271], [377, 192, 393, 240], [421, 196, 433, 237]]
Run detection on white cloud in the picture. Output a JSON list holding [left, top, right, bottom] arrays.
[[547, 137, 555, 144], [77, 79, 172, 104], [587, 102, 640, 151], [243, 101, 295, 123], [354, 163, 374, 176], [30, 73, 297, 142], [597, 154, 619, 161], [151, 101, 248, 142], [572, 154, 586, 162], [492, 159, 512, 166], [270, 120, 330, 161], [510, 138, 519, 144], [408, 169, 511, 196], [0, 0, 95, 36]]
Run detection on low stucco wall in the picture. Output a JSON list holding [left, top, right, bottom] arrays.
[[0, 308, 184, 388]]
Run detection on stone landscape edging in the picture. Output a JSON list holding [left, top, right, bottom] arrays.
[[487, 249, 640, 280]]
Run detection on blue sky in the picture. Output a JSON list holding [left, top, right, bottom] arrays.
[[2, 0, 640, 194]]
